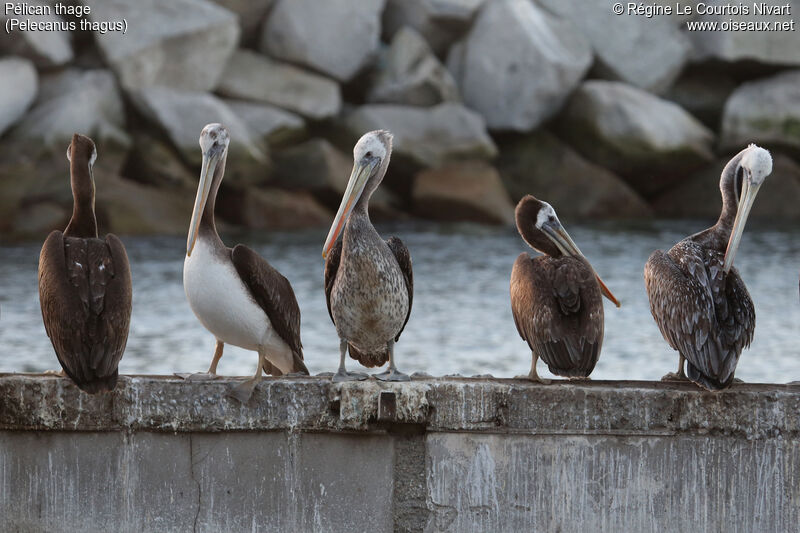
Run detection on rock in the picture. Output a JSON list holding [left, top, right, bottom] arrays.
[[260, 0, 384, 82], [537, 0, 690, 93], [95, 175, 194, 235], [216, 50, 341, 120], [224, 100, 307, 148], [719, 70, 800, 154], [273, 138, 400, 218], [0, 1, 73, 67], [687, 2, 800, 67], [0, 58, 37, 137], [344, 103, 497, 168], [129, 87, 269, 186], [496, 131, 652, 219], [557, 81, 715, 198], [664, 68, 738, 129], [446, 0, 591, 131], [209, 0, 274, 47], [3, 69, 130, 185], [123, 134, 198, 190], [367, 27, 460, 106], [9, 202, 69, 238], [412, 162, 514, 224], [382, 0, 486, 56], [652, 155, 800, 220], [217, 188, 332, 230], [90, 0, 239, 91]]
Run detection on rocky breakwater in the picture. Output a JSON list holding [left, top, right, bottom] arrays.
[[1, 0, 799, 241]]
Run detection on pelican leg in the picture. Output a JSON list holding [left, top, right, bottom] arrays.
[[516, 353, 551, 384], [175, 340, 224, 381], [375, 340, 410, 382], [333, 339, 368, 382], [228, 351, 265, 403], [661, 353, 689, 382]]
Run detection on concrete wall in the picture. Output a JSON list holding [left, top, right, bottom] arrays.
[[1, 374, 798, 532]]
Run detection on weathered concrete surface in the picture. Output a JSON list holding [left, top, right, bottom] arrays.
[[1, 375, 799, 532]]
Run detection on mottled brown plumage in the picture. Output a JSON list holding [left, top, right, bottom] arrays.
[[38, 134, 132, 394], [322, 130, 413, 381], [645, 145, 770, 391], [510, 196, 615, 380]]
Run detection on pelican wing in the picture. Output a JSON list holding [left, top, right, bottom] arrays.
[[231, 244, 307, 374], [323, 238, 343, 326], [511, 253, 603, 377], [38, 231, 132, 393], [387, 236, 413, 341], [644, 242, 755, 389]]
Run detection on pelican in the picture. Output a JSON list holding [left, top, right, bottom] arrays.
[[183, 123, 308, 402], [323, 130, 413, 382], [510, 196, 620, 382], [38, 133, 132, 393], [645, 144, 771, 391]]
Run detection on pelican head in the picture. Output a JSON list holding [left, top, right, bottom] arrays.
[[187, 123, 230, 256], [722, 144, 772, 273], [322, 130, 393, 259], [516, 195, 620, 307]]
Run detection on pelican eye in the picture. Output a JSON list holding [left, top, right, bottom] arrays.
[[365, 151, 373, 158]]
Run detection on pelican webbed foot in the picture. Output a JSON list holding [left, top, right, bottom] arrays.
[[374, 368, 410, 382], [174, 372, 222, 381], [661, 372, 690, 382], [43, 369, 66, 377], [515, 373, 552, 384], [228, 378, 260, 403], [332, 369, 369, 383]]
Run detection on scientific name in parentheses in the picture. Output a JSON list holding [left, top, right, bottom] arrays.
[[4, 2, 126, 33]]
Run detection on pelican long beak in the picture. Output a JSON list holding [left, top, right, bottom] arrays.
[[543, 221, 621, 308], [723, 177, 761, 273], [187, 150, 220, 256], [322, 157, 378, 259]]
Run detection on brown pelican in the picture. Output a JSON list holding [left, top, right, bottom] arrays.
[[510, 196, 620, 382], [183, 123, 308, 402], [323, 130, 413, 382], [645, 144, 771, 390], [38, 133, 132, 394]]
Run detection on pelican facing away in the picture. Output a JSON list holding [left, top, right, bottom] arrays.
[[38, 134, 132, 393], [510, 196, 620, 382], [183, 123, 308, 402], [645, 144, 771, 391], [323, 130, 413, 382]]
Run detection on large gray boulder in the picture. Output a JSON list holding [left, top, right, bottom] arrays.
[[368, 27, 460, 106], [688, 2, 800, 66], [129, 87, 268, 186], [558, 81, 715, 198], [0, 58, 37, 137], [496, 131, 652, 219], [216, 50, 341, 120], [447, 0, 591, 131], [0, 1, 73, 67], [260, 0, 384, 82], [537, 0, 690, 93], [217, 188, 332, 230], [91, 0, 239, 91], [382, 0, 486, 56], [344, 103, 497, 168], [653, 154, 800, 220], [225, 100, 307, 148], [665, 69, 738, 129], [412, 162, 515, 225], [720, 70, 800, 153]]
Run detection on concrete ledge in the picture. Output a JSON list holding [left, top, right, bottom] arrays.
[[1, 374, 799, 438], [2, 375, 799, 532]]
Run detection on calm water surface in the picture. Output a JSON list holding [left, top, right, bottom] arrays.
[[1, 221, 798, 382]]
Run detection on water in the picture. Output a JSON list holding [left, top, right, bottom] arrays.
[[1, 221, 798, 382]]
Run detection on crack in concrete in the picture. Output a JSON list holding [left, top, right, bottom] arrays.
[[189, 434, 201, 533]]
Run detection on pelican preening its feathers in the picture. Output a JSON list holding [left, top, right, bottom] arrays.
[[183, 123, 308, 402], [324, 130, 414, 382], [645, 144, 771, 391], [510, 196, 619, 382], [38, 134, 132, 393]]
